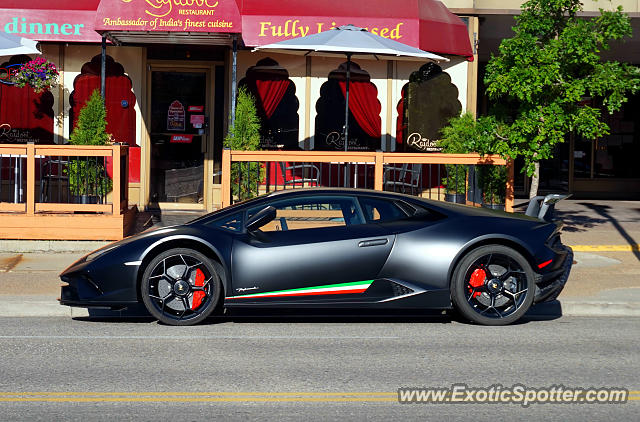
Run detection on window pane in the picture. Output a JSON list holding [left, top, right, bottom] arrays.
[[249, 196, 362, 232], [359, 197, 408, 223], [208, 212, 243, 232]]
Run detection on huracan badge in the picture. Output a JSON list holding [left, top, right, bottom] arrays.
[[236, 286, 259, 292]]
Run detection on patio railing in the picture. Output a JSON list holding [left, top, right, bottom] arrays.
[[0, 143, 128, 215], [221, 149, 514, 211]]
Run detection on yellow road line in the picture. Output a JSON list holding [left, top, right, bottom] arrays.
[[0, 391, 637, 396], [0, 391, 396, 397], [569, 244, 640, 252], [0, 391, 637, 404], [0, 397, 397, 403], [0, 397, 637, 403]]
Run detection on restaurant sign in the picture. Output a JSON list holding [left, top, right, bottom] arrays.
[[95, 0, 241, 33], [242, 16, 419, 48], [0, 9, 100, 43]]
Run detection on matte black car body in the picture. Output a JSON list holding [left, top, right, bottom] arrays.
[[60, 188, 571, 318]]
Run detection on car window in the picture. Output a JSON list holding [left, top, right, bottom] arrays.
[[247, 195, 363, 232], [358, 197, 409, 223], [207, 212, 243, 232]]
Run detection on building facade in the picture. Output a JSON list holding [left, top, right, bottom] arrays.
[[0, 0, 637, 215]]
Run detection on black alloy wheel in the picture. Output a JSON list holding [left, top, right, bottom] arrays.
[[141, 248, 221, 326], [451, 245, 535, 326]]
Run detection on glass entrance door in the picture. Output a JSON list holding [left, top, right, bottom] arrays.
[[149, 69, 208, 206]]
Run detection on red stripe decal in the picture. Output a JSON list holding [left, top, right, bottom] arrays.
[[228, 287, 368, 300]]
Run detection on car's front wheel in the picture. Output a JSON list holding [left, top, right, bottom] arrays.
[[451, 245, 535, 326], [141, 248, 222, 326]]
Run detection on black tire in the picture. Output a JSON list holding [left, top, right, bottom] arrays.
[[141, 248, 222, 326], [451, 245, 535, 326]]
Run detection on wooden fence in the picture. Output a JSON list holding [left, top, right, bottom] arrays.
[[221, 149, 514, 211], [0, 143, 135, 240]]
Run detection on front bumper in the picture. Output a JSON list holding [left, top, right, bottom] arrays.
[[534, 246, 573, 303], [58, 254, 140, 309]]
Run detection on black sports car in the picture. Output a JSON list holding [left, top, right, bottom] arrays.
[[60, 188, 572, 326]]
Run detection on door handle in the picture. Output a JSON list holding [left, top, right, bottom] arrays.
[[358, 238, 388, 247]]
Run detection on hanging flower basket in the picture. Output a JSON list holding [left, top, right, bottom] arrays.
[[12, 57, 59, 93]]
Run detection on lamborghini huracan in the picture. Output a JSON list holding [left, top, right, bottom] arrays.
[[60, 188, 572, 326]]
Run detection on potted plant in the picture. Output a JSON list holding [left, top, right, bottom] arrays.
[[478, 165, 507, 210], [437, 117, 470, 204], [442, 165, 467, 204], [225, 85, 264, 201], [64, 90, 113, 204]]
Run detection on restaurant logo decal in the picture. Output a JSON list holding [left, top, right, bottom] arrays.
[[326, 131, 368, 151], [0, 124, 40, 144], [406, 133, 442, 152], [97, 0, 240, 32]]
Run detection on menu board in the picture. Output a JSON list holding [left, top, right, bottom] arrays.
[[167, 100, 185, 131]]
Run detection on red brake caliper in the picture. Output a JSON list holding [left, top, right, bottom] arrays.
[[468, 268, 486, 298], [191, 269, 205, 310]]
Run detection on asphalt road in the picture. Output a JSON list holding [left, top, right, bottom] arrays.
[[0, 314, 638, 421]]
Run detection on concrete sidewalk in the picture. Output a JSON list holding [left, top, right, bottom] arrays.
[[0, 199, 639, 318]]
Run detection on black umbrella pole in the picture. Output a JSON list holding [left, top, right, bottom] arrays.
[[344, 53, 351, 152]]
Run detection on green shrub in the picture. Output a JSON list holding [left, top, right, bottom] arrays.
[[225, 86, 264, 201], [69, 90, 111, 146], [478, 165, 506, 204], [65, 89, 112, 198]]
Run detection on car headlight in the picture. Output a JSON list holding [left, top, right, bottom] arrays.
[[83, 243, 118, 262]]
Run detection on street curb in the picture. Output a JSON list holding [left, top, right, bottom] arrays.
[[0, 298, 638, 318], [528, 300, 640, 317], [0, 240, 110, 253], [0, 299, 89, 318]]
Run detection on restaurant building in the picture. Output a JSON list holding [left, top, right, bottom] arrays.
[[0, 0, 475, 212], [0, 0, 636, 215]]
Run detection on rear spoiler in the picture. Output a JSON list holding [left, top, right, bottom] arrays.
[[525, 194, 571, 221]]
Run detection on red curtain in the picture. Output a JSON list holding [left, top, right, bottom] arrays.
[[338, 80, 381, 138], [71, 74, 136, 145], [396, 95, 405, 144], [0, 84, 54, 143], [254, 78, 290, 119]]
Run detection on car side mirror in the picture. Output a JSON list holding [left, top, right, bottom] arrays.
[[246, 206, 276, 232]]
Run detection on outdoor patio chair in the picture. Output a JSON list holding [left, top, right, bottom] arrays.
[[278, 161, 321, 188], [383, 163, 422, 195], [40, 156, 70, 203]]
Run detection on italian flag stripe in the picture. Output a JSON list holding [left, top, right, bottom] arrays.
[[227, 280, 373, 300]]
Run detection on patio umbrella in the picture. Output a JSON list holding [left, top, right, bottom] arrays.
[[253, 24, 447, 151], [0, 32, 40, 56]]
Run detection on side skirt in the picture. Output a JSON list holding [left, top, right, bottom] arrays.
[[224, 279, 452, 309]]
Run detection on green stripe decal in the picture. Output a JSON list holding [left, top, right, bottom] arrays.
[[227, 280, 374, 299]]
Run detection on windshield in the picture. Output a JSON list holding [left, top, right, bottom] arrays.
[[186, 192, 273, 225]]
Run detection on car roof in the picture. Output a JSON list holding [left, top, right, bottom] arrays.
[[191, 187, 539, 225]]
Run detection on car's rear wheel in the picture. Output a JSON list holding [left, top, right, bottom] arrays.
[[141, 248, 221, 326], [451, 245, 535, 326]]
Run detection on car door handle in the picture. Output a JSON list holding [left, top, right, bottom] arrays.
[[358, 238, 388, 247]]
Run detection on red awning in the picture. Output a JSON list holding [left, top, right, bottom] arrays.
[[0, 0, 101, 43], [240, 0, 473, 59], [0, 0, 472, 58], [93, 0, 242, 45]]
